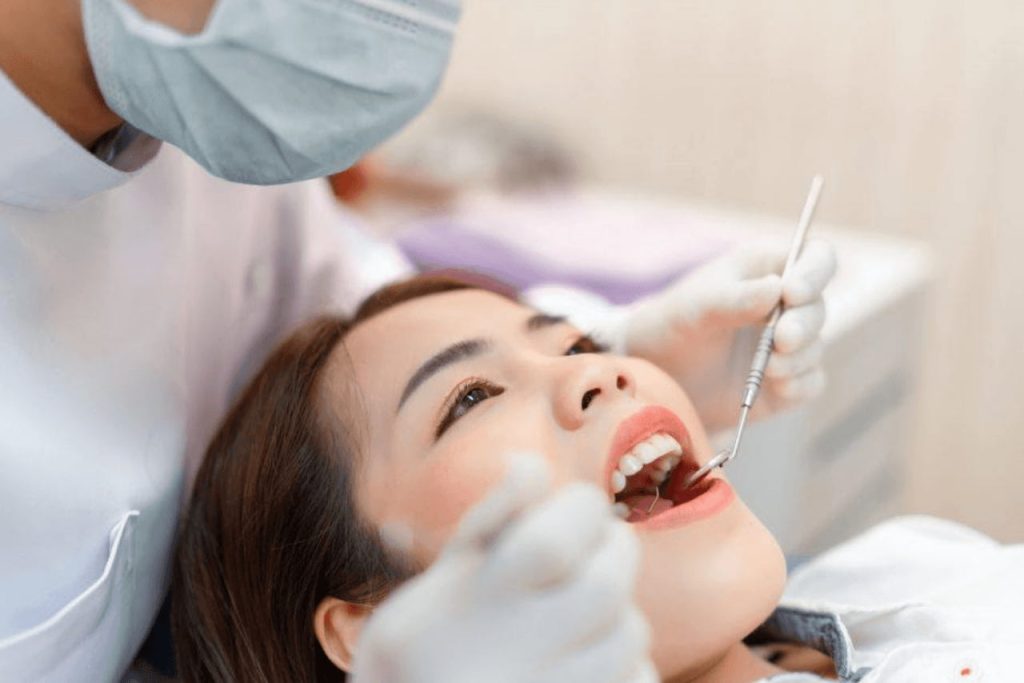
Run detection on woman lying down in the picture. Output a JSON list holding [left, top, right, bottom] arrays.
[[172, 274, 1023, 683]]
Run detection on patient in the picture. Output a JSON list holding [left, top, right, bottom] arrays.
[[172, 274, 1021, 682]]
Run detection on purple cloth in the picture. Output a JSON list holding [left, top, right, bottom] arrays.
[[397, 221, 691, 304], [394, 193, 734, 304]]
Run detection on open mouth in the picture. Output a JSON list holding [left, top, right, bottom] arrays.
[[605, 406, 721, 525]]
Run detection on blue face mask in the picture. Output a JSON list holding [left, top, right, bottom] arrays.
[[82, 0, 458, 184]]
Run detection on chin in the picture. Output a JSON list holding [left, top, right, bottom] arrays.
[[635, 498, 787, 680]]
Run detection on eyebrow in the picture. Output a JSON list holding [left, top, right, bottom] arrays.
[[396, 313, 570, 412], [525, 313, 566, 330], [397, 339, 490, 411]]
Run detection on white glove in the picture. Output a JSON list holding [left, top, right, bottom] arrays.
[[622, 240, 836, 432], [351, 455, 657, 683]]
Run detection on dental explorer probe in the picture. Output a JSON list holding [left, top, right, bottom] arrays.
[[683, 175, 824, 489]]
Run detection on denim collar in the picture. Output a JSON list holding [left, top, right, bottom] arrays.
[[747, 606, 873, 682]]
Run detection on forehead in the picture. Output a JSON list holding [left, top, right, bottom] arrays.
[[340, 289, 530, 399]]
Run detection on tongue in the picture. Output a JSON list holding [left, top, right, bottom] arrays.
[[619, 494, 674, 523]]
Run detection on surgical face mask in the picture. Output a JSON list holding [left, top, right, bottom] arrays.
[[81, 0, 458, 184]]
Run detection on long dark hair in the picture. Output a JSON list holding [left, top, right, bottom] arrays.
[[172, 275, 489, 682]]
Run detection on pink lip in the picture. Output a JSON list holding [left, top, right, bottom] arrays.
[[605, 405, 734, 531], [604, 405, 692, 497], [633, 478, 735, 531]]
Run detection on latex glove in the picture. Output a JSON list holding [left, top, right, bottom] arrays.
[[352, 455, 657, 683], [622, 240, 836, 432]]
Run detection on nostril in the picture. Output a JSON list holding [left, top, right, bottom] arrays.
[[616, 375, 628, 391], [581, 388, 600, 410]]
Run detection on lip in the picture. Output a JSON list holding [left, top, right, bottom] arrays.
[[632, 478, 735, 531], [604, 405, 734, 530], [604, 405, 693, 498]]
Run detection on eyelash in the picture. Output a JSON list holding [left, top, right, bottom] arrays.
[[433, 334, 607, 439], [564, 334, 607, 356], [434, 378, 504, 439]]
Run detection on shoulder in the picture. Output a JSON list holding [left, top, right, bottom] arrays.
[[783, 516, 1004, 608]]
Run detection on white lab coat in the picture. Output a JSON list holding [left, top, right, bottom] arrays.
[[0, 70, 410, 681]]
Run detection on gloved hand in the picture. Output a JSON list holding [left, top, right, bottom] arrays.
[[351, 455, 657, 683], [622, 240, 836, 432]]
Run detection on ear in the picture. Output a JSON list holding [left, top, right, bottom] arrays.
[[313, 597, 373, 673]]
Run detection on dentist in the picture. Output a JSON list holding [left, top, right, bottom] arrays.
[[0, 1, 833, 680]]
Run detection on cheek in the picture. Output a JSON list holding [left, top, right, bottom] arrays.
[[373, 411, 561, 559], [629, 360, 702, 418], [407, 449, 505, 535], [636, 503, 786, 678]]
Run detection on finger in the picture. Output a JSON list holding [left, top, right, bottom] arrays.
[[536, 607, 651, 683], [704, 274, 782, 327], [773, 301, 825, 353], [765, 339, 824, 380], [464, 523, 638, 682], [770, 367, 826, 403], [446, 452, 552, 555], [377, 521, 419, 556], [725, 243, 789, 279], [483, 483, 613, 591], [621, 660, 661, 683], [782, 239, 837, 307], [528, 521, 640, 644]]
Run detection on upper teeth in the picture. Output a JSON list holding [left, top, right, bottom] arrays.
[[610, 433, 683, 494]]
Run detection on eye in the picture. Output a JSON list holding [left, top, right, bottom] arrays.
[[565, 335, 607, 356], [436, 379, 504, 439]]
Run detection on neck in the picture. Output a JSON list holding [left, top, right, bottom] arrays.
[[0, 0, 122, 148], [666, 643, 784, 683]]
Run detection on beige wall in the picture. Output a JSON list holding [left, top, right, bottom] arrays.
[[429, 1, 1024, 540]]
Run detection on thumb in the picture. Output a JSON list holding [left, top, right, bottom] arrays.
[[710, 274, 782, 327]]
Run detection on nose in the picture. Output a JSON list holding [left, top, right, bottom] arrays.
[[553, 356, 636, 430]]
